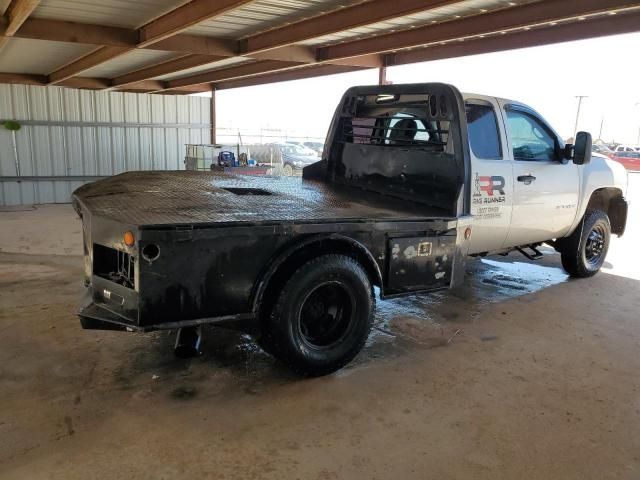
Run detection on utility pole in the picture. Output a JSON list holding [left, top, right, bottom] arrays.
[[598, 117, 604, 141], [573, 95, 588, 140]]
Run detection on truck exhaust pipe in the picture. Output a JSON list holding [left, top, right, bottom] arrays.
[[174, 326, 202, 358]]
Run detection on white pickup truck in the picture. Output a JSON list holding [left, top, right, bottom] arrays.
[[74, 83, 628, 375], [463, 92, 628, 274]]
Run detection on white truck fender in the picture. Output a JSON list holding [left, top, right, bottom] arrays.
[[567, 155, 628, 236]]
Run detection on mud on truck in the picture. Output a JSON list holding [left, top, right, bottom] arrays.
[[73, 83, 628, 376]]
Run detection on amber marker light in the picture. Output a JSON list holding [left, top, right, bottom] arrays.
[[123, 231, 135, 247], [464, 227, 472, 239]]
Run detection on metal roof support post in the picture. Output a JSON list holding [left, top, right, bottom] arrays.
[[378, 66, 387, 85], [210, 85, 216, 145]]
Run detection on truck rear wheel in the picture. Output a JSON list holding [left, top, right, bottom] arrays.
[[266, 254, 374, 376], [560, 210, 611, 278]]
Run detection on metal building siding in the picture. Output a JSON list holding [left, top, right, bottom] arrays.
[[0, 84, 210, 206]]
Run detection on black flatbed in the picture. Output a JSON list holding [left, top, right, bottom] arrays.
[[74, 82, 473, 349], [73, 170, 452, 228]]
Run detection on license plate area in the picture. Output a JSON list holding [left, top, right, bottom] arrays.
[[92, 275, 139, 324]]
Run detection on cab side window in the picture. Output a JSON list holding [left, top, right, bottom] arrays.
[[506, 109, 557, 161], [465, 103, 502, 160]]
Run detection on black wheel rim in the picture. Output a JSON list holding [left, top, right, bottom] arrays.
[[298, 282, 354, 349], [585, 224, 606, 267]]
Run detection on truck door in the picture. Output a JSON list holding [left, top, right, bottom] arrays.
[[465, 98, 514, 255], [498, 102, 580, 248]]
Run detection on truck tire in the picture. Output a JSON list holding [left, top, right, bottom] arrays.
[[266, 254, 374, 376], [560, 210, 611, 278]]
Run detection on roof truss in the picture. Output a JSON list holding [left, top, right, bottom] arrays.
[[0, 0, 638, 93], [0, 0, 38, 50]]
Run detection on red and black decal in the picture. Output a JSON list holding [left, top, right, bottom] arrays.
[[473, 173, 506, 206], [474, 173, 506, 197], [479, 176, 505, 196]]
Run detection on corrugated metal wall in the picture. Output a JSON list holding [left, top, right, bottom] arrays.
[[0, 84, 211, 206]]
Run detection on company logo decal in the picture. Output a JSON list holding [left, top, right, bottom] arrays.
[[473, 173, 506, 205]]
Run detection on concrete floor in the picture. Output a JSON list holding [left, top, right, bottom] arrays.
[[1, 176, 639, 479]]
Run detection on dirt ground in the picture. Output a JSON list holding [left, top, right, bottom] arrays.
[[1, 176, 639, 480]]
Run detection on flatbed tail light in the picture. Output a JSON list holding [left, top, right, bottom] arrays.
[[123, 231, 135, 247]]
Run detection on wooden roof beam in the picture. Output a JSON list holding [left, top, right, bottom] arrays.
[[5, 17, 137, 47], [2, 0, 38, 35], [386, 9, 640, 66], [166, 60, 306, 89], [319, 0, 640, 60], [159, 50, 382, 90], [214, 65, 370, 91], [45, 0, 252, 85], [240, 0, 462, 54], [0, 73, 111, 89], [0, 0, 12, 16], [111, 79, 166, 92], [0, 0, 39, 50], [47, 46, 131, 85], [138, 0, 254, 47], [146, 33, 236, 56], [3, 17, 237, 56], [110, 54, 227, 88], [0, 71, 46, 84]]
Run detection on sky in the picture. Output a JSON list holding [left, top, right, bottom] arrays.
[[209, 31, 640, 145]]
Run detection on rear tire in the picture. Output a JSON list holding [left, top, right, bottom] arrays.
[[266, 254, 374, 376], [560, 210, 610, 278]]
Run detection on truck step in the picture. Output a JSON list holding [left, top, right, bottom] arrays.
[[516, 246, 543, 261]]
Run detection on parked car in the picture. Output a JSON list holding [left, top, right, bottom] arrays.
[[614, 144, 640, 153], [610, 150, 640, 171], [278, 143, 320, 175], [285, 141, 320, 156], [303, 141, 325, 155], [73, 82, 628, 376], [592, 144, 613, 156]]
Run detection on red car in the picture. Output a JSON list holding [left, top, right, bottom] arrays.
[[610, 153, 640, 171], [597, 145, 640, 171]]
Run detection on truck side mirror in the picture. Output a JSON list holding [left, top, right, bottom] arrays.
[[573, 131, 592, 165]]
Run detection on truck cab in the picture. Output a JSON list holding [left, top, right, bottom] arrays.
[[463, 93, 628, 256]]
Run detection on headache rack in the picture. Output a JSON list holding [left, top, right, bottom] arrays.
[[321, 83, 469, 216], [344, 116, 449, 147], [339, 92, 451, 149]]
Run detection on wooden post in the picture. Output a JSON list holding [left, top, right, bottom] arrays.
[[210, 85, 216, 145]]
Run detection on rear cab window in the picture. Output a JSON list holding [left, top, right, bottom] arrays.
[[465, 102, 502, 160]]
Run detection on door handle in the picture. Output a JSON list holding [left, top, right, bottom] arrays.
[[517, 175, 536, 184]]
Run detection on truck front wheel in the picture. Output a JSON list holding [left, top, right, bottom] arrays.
[[266, 254, 374, 376], [560, 210, 611, 278]]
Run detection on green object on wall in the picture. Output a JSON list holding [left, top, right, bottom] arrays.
[[3, 120, 21, 131]]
